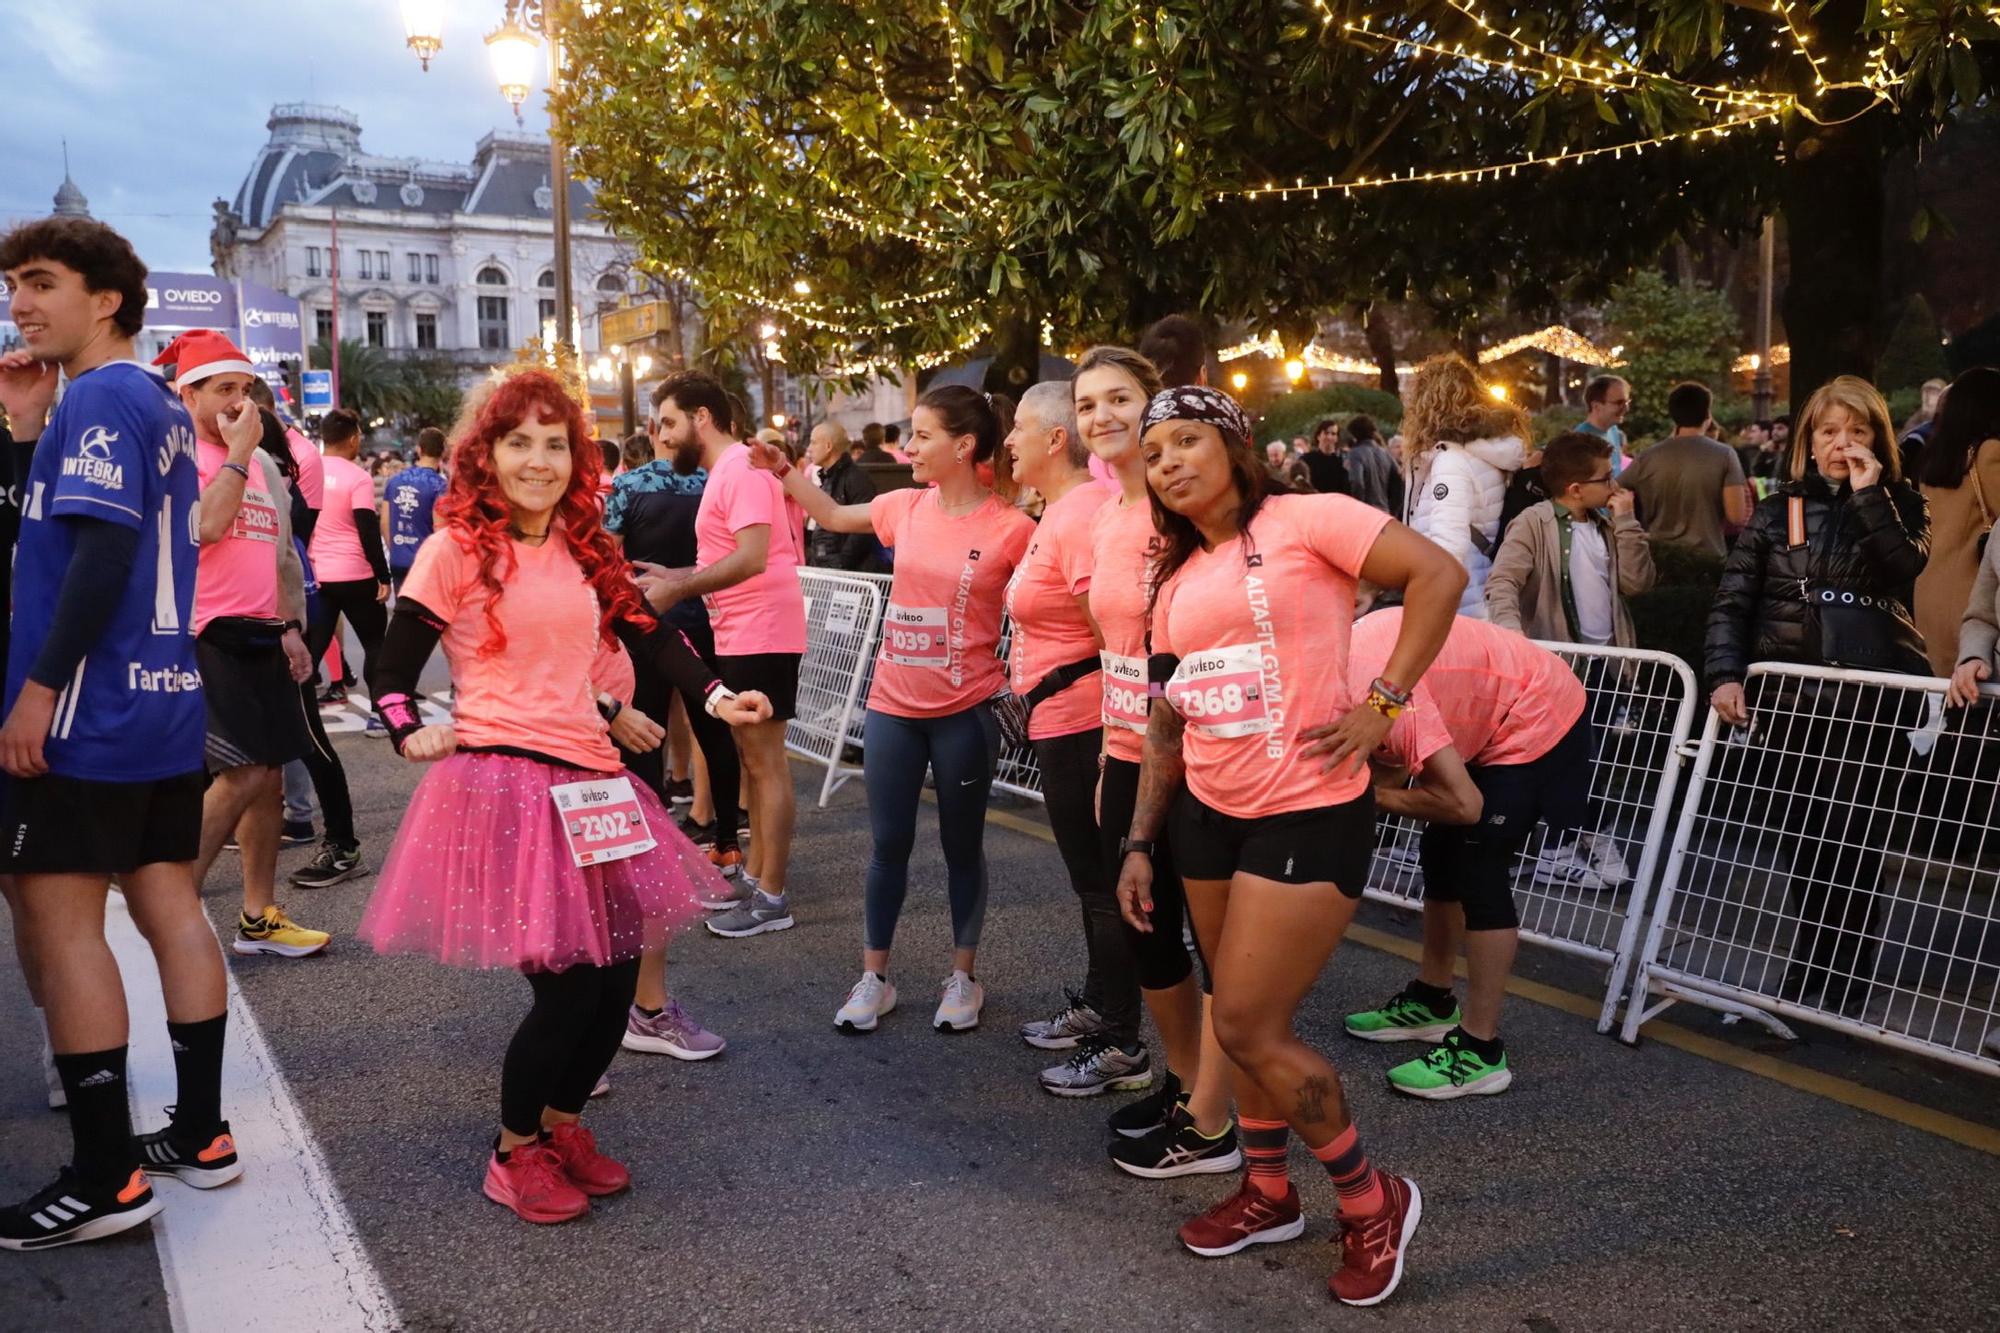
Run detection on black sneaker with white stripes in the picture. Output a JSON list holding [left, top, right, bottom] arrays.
[[1108, 1110, 1243, 1180], [0, 1167, 163, 1251], [137, 1120, 242, 1189]]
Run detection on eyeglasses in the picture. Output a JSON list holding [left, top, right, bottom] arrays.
[[1584, 473, 1615, 485]]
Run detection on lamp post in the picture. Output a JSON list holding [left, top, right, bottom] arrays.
[[399, 0, 575, 359]]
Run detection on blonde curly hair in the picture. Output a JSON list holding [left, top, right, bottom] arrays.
[[1400, 353, 1530, 455]]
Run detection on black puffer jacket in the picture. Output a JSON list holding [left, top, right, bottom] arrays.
[[1705, 473, 1930, 688]]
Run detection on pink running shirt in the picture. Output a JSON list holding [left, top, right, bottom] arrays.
[[285, 427, 323, 510], [1087, 497, 1166, 764], [1004, 481, 1109, 740], [1349, 609, 1585, 771], [194, 442, 286, 633], [1152, 493, 1391, 818], [869, 488, 1035, 719], [695, 443, 806, 656], [312, 454, 378, 583], [399, 530, 627, 771]]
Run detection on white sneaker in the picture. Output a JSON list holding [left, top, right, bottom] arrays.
[[41, 1030, 64, 1111], [935, 970, 984, 1033], [835, 972, 898, 1033], [1580, 832, 1631, 887], [1531, 844, 1607, 891]]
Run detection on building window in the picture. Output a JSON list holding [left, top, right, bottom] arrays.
[[377, 251, 390, 278], [477, 265, 507, 286], [425, 254, 439, 284], [305, 246, 322, 277], [477, 295, 510, 350], [537, 270, 557, 289], [365, 310, 388, 348], [538, 297, 558, 334], [407, 253, 422, 283], [358, 250, 372, 280], [414, 312, 438, 351], [596, 271, 626, 296], [314, 307, 334, 344]]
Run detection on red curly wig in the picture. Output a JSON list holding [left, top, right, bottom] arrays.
[[434, 368, 650, 655]]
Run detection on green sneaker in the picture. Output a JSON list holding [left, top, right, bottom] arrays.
[[1344, 986, 1461, 1043], [1386, 1029, 1512, 1100]]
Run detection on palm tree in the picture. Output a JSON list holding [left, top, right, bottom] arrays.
[[309, 339, 402, 424]]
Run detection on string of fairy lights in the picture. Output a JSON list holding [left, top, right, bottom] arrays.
[[1219, 325, 1622, 379]]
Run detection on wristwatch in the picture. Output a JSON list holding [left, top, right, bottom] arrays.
[[1118, 837, 1155, 859]]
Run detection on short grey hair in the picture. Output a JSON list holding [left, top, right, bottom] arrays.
[[1018, 380, 1086, 469]]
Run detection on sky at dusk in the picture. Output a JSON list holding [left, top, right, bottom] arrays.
[[4, 1, 557, 273]]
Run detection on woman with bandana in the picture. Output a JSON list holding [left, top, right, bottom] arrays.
[[1113, 385, 1464, 1307]]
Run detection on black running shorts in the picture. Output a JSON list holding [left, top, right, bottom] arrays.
[[2, 770, 204, 874], [715, 652, 801, 722], [1419, 713, 1592, 931], [197, 622, 310, 773], [1170, 786, 1377, 895]]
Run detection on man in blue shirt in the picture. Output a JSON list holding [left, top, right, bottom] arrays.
[[0, 218, 240, 1250], [1576, 374, 1632, 478], [382, 424, 448, 590]]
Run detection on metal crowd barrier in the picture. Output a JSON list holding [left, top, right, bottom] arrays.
[[1624, 662, 2000, 1076], [787, 570, 886, 807], [1365, 644, 1700, 1033]]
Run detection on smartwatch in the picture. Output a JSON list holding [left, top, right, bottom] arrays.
[[1118, 837, 1155, 859]]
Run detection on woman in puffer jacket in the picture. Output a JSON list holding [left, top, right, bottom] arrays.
[[1704, 375, 1930, 1015], [1401, 355, 1530, 617]]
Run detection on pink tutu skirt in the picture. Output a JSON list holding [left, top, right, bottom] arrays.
[[360, 752, 720, 972]]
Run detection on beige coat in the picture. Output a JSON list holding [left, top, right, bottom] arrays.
[[1486, 501, 1655, 647], [1915, 438, 2000, 677]]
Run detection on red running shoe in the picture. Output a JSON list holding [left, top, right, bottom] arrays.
[[482, 1144, 589, 1224], [1329, 1173, 1423, 1307], [1178, 1180, 1306, 1257], [546, 1122, 630, 1196]]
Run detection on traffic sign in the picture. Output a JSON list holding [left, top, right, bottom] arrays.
[[301, 369, 334, 412]]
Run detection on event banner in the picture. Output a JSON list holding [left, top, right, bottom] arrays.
[[0, 270, 304, 390]]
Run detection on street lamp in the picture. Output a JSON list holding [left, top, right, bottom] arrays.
[[1229, 370, 1250, 392], [399, 0, 577, 361]]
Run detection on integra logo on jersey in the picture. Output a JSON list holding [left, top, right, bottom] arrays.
[[65, 427, 125, 488], [128, 663, 202, 693]]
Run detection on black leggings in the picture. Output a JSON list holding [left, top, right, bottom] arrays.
[[1099, 755, 1206, 994], [500, 957, 639, 1137], [295, 680, 355, 845], [1031, 728, 1139, 1045]]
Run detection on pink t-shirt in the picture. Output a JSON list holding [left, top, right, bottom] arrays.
[[1153, 494, 1391, 818], [1350, 609, 1585, 770], [285, 427, 323, 510], [400, 530, 622, 772], [695, 443, 806, 656], [1087, 497, 1166, 764], [1004, 481, 1108, 740], [869, 488, 1035, 719], [194, 442, 286, 633], [312, 454, 377, 583]]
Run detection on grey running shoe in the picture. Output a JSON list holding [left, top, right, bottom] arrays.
[[621, 1000, 727, 1060], [1038, 1036, 1154, 1097], [1019, 989, 1110, 1050], [706, 892, 793, 938], [700, 876, 753, 912]]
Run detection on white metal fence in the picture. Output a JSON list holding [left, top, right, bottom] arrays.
[[1624, 662, 2000, 1076], [788, 569, 2000, 1078]]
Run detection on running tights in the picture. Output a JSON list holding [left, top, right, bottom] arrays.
[[861, 705, 997, 952], [1032, 727, 1141, 1045], [296, 680, 355, 845], [500, 957, 639, 1137]]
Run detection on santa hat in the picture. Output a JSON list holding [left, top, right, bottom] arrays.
[[153, 329, 256, 388]]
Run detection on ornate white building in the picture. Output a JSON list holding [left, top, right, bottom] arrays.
[[211, 104, 641, 381]]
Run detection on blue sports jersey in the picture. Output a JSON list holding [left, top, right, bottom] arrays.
[[384, 464, 448, 570], [5, 361, 204, 781]]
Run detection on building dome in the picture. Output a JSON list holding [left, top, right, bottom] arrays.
[[53, 172, 90, 218]]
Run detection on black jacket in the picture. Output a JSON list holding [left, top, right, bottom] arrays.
[[1705, 473, 1930, 688], [809, 455, 886, 572]]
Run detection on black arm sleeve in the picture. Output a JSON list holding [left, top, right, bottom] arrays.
[[29, 519, 140, 689], [612, 617, 721, 703], [353, 506, 392, 583], [370, 598, 445, 752]]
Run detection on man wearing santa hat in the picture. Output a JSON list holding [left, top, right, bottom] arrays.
[[156, 328, 334, 971]]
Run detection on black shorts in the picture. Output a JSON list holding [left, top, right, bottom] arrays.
[[198, 623, 311, 773], [715, 652, 800, 722], [1419, 713, 1593, 931], [2, 770, 204, 875], [1170, 787, 1376, 895]]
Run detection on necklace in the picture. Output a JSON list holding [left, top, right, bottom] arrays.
[[508, 525, 551, 546]]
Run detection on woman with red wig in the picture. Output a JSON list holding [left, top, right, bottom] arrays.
[[358, 368, 770, 1225]]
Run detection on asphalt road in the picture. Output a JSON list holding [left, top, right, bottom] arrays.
[[3, 719, 1997, 1332]]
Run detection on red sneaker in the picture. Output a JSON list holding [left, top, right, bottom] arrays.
[[1329, 1173, 1422, 1306], [1178, 1180, 1306, 1257], [482, 1144, 589, 1224], [545, 1122, 630, 1196]]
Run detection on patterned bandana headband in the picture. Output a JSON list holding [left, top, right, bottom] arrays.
[[1141, 385, 1254, 450]]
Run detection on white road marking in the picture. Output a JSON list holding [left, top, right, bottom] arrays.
[[106, 894, 398, 1332]]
